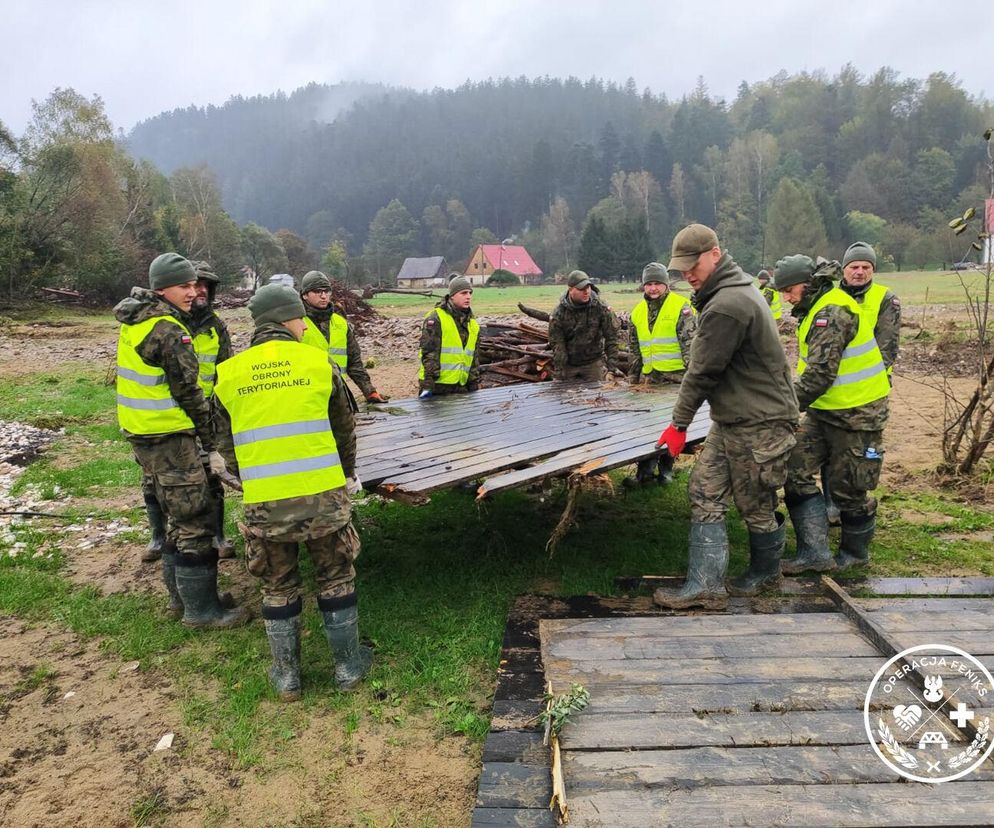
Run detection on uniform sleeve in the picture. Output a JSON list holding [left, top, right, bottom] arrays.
[[794, 305, 858, 411], [671, 310, 747, 428], [602, 306, 620, 369], [627, 321, 642, 382], [418, 313, 441, 391], [875, 291, 901, 371], [136, 319, 215, 451], [215, 318, 233, 365], [548, 310, 568, 374], [676, 305, 697, 367], [344, 323, 376, 397], [212, 396, 237, 475], [329, 364, 357, 477]]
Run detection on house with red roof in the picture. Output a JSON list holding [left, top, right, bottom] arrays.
[[465, 244, 543, 285]]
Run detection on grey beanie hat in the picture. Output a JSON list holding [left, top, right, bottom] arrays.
[[757, 269, 771, 284], [248, 284, 306, 325], [842, 242, 877, 268], [773, 254, 816, 291], [149, 253, 197, 290], [641, 262, 670, 285], [447, 273, 473, 295], [300, 270, 332, 293]]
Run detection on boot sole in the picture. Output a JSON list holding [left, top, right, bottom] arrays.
[[726, 575, 783, 597], [652, 592, 728, 611], [781, 561, 836, 575], [183, 609, 252, 630]]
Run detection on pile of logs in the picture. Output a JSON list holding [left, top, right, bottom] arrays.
[[478, 320, 553, 386], [216, 279, 378, 324]]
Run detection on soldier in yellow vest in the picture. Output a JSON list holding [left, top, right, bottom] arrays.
[[214, 284, 369, 700], [624, 262, 696, 486], [418, 274, 480, 397], [840, 242, 900, 373], [757, 270, 783, 321], [774, 255, 891, 573], [115, 253, 250, 629], [299, 270, 387, 403]]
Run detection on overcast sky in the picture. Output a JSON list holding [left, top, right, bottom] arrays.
[[2, 1, 986, 136]]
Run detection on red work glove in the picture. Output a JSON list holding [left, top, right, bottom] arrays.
[[657, 424, 687, 457], [366, 390, 389, 403]]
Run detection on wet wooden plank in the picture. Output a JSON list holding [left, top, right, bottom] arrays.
[[845, 577, 994, 596], [856, 598, 994, 613], [541, 613, 856, 639], [482, 730, 548, 765], [470, 807, 558, 828], [476, 763, 551, 809]]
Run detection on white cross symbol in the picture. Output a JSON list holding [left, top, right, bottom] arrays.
[[949, 703, 975, 728], [927, 760, 942, 773]]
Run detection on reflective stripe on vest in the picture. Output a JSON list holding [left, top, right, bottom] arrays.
[[630, 292, 691, 374], [798, 288, 890, 410], [301, 313, 349, 369], [116, 315, 195, 435], [418, 308, 479, 385], [193, 327, 221, 398], [853, 282, 891, 376], [214, 340, 345, 504], [762, 286, 783, 320]]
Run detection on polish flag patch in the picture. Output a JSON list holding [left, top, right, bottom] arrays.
[[181, 335, 192, 344], [814, 318, 828, 327]]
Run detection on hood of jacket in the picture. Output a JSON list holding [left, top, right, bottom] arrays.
[[250, 322, 297, 347], [692, 254, 754, 310], [113, 287, 190, 327]]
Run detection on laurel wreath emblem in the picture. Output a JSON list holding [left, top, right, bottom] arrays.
[[948, 717, 990, 770], [877, 718, 919, 769]]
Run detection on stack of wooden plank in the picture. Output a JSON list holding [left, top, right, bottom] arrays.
[[478, 321, 553, 386]]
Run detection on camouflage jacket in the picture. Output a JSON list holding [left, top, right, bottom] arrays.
[[189, 304, 233, 365], [794, 288, 889, 431], [418, 299, 481, 391], [306, 305, 375, 397], [672, 255, 798, 429], [214, 323, 357, 538], [114, 287, 214, 451], [627, 291, 696, 382], [548, 291, 620, 374], [840, 280, 901, 370]]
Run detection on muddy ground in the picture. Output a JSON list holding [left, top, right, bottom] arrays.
[[0, 307, 988, 826]]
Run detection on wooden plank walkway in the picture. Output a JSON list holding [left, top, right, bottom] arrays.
[[474, 591, 994, 827], [354, 382, 709, 499]]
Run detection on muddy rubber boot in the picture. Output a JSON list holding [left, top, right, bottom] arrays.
[[656, 452, 674, 485], [623, 458, 657, 489], [263, 602, 302, 702], [319, 594, 373, 691], [822, 466, 841, 527], [653, 522, 729, 610], [782, 494, 837, 574], [212, 498, 236, 560], [835, 510, 875, 570], [175, 558, 251, 629], [727, 513, 785, 596], [161, 546, 184, 621], [143, 492, 166, 563]]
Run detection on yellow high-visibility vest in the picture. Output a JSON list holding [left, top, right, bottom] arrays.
[[193, 327, 221, 398], [300, 313, 349, 368], [418, 307, 479, 386], [853, 282, 891, 377], [214, 340, 345, 504], [798, 288, 890, 410], [631, 292, 693, 374], [762, 286, 783, 320], [117, 315, 196, 435]]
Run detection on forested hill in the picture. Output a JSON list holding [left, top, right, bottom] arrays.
[[126, 70, 992, 274]]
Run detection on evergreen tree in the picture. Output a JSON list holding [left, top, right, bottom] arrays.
[[577, 215, 612, 279], [363, 199, 418, 283], [764, 177, 829, 260]]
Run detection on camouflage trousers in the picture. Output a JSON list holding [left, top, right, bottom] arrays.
[[130, 433, 214, 558], [785, 413, 883, 516], [431, 381, 472, 396], [688, 420, 797, 533], [556, 359, 606, 383], [140, 457, 223, 516], [240, 520, 360, 608]]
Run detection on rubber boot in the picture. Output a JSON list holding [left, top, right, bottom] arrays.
[[174, 558, 251, 629], [835, 510, 875, 570], [161, 546, 184, 621], [782, 494, 837, 574], [656, 452, 674, 485], [822, 466, 841, 527], [319, 594, 373, 691], [263, 602, 302, 702], [143, 492, 166, 563], [212, 497, 236, 559], [653, 522, 729, 610], [727, 513, 785, 596], [623, 458, 656, 489]]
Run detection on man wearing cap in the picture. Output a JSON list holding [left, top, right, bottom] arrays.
[[774, 254, 890, 573], [115, 253, 250, 629], [757, 270, 783, 322], [549, 270, 620, 382], [418, 274, 480, 397], [300, 270, 388, 404], [214, 284, 370, 700], [624, 262, 696, 486], [652, 225, 799, 609]]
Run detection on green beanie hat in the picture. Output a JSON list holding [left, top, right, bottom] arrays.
[[641, 262, 669, 285], [842, 241, 877, 268], [301, 270, 332, 293], [191, 260, 219, 283], [447, 273, 473, 296], [248, 284, 306, 325], [773, 254, 815, 291], [149, 253, 197, 290]]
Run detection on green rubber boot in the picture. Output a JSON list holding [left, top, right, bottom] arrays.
[[835, 510, 875, 570], [727, 513, 785, 597], [161, 546, 184, 621], [782, 494, 837, 574], [319, 595, 373, 691], [143, 492, 166, 563], [175, 559, 251, 629], [263, 603, 302, 702], [653, 522, 729, 610]]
